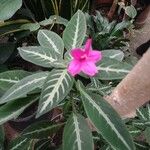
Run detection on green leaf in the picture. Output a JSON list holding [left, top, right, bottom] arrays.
[[37, 69, 74, 117], [63, 10, 86, 52], [38, 30, 64, 56], [0, 19, 30, 37], [18, 46, 66, 68], [87, 78, 112, 95], [96, 57, 132, 80], [102, 50, 124, 61], [134, 141, 150, 150], [77, 81, 135, 150], [0, 0, 22, 21], [0, 126, 5, 146], [111, 21, 131, 37], [20, 23, 40, 32], [144, 127, 150, 145], [0, 43, 15, 64], [8, 136, 33, 150], [0, 96, 38, 125], [63, 113, 94, 150], [49, 15, 68, 26], [0, 70, 31, 91], [22, 121, 63, 139], [125, 5, 137, 19], [0, 72, 48, 104]]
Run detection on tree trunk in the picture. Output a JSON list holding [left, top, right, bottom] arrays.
[[105, 49, 150, 118]]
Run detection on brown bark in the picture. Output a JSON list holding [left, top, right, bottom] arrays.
[[105, 49, 150, 118]]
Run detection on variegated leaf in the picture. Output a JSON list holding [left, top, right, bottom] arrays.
[[0, 70, 31, 91], [77, 81, 135, 150], [0, 96, 38, 125], [63, 113, 94, 150], [38, 30, 64, 56], [8, 137, 33, 150], [37, 69, 74, 117], [18, 46, 66, 68], [96, 57, 132, 80], [0, 72, 48, 104], [102, 50, 124, 61], [63, 10, 86, 59], [22, 121, 64, 139]]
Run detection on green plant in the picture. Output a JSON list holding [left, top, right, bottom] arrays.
[[86, 11, 132, 50], [0, 10, 137, 149]]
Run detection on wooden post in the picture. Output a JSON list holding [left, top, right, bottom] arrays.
[[105, 49, 150, 118]]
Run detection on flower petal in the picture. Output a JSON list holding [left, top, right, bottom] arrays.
[[88, 51, 102, 62], [71, 48, 85, 59], [84, 39, 92, 54], [68, 59, 82, 76], [81, 61, 98, 76]]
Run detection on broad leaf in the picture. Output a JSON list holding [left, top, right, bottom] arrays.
[[102, 50, 124, 61], [38, 30, 64, 56], [63, 113, 94, 150], [77, 81, 135, 150], [22, 121, 64, 139], [20, 23, 40, 32], [0, 96, 38, 125], [8, 136, 33, 150], [144, 127, 150, 145], [18, 46, 66, 68], [0, 72, 48, 104], [96, 57, 132, 80], [63, 10, 86, 52], [0, 70, 31, 91], [125, 5, 137, 19], [37, 69, 74, 117], [0, 0, 22, 21], [87, 78, 112, 95]]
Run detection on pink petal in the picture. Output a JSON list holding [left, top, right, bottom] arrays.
[[68, 59, 82, 76], [81, 61, 98, 76], [84, 39, 92, 54], [71, 48, 85, 59], [88, 51, 102, 63]]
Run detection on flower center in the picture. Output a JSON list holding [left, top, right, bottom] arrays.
[[80, 54, 87, 60]]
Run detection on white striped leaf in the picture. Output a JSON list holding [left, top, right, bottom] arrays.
[[96, 57, 132, 80], [0, 96, 38, 125], [0, 70, 31, 91], [137, 104, 150, 122], [0, 72, 48, 104], [18, 46, 66, 68], [102, 50, 124, 61], [22, 121, 64, 139], [37, 69, 74, 117], [63, 10, 86, 59], [38, 30, 64, 56], [63, 113, 94, 150], [77, 81, 135, 150], [8, 137, 33, 150]]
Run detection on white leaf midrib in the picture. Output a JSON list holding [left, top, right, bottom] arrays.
[[2, 76, 46, 101], [0, 78, 19, 83], [73, 114, 82, 150], [20, 48, 56, 62], [80, 85, 132, 150], [72, 12, 80, 49], [40, 31, 60, 54], [40, 70, 68, 113], [10, 138, 28, 150], [98, 66, 130, 73]]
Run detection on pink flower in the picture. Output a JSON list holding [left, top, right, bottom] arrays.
[[67, 39, 102, 76]]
